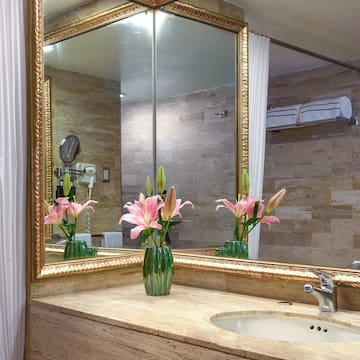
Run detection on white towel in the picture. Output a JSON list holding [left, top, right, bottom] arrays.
[[266, 104, 301, 129], [299, 96, 352, 123], [101, 232, 123, 248], [74, 233, 92, 247]]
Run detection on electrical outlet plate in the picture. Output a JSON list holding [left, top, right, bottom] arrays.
[[75, 163, 96, 184]]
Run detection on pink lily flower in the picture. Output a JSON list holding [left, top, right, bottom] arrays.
[[260, 215, 280, 229], [119, 195, 164, 239], [161, 186, 194, 221], [216, 198, 246, 218], [243, 196, 264, 218], [55, 197, 71, 209], [67, 200, 98, 218], [172, 199, 194, 218], [216, 196, 265, 219], [44, 204, 67, 225]]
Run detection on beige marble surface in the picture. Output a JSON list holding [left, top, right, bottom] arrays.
[[32, 284, 360, 360]]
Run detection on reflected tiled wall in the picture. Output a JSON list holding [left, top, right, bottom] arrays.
[[261, 62, 360, 267], [46, 67, 122, 236], [121, 85, 236, 248]]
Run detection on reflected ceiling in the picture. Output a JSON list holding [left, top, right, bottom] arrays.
[[45, 0, 360, 81], [44, 0, 93, 20], [226, 0, 360, 76], [44, 12, 236, 103]]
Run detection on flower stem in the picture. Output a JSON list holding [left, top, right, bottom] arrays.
[[58, 224, 72, 242], [150, 232, 159, 248], [235, 217, 241, 240], [161, 219, 171, 247], [240, 216, 248, 241]]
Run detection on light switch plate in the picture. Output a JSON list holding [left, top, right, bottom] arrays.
[[103, 167, 110, 183]]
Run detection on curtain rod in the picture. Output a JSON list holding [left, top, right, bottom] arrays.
[[250, 30, 360, 73]]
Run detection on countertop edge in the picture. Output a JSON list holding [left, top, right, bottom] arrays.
[[31, 298, 281, 360]]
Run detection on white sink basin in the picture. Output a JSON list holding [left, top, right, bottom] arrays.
[[211, 312, 360, 343]]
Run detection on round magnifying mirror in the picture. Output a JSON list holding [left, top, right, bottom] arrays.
[[59, 135, 80, 164]]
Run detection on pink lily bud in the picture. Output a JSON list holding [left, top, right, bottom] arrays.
[[156, 166, 166, 195], [145, 176, 153, 197], [63, 173, 71, 196], [266, 188, 286, 213], [242, 170, 250, 196], [162, 186, 177, 221]]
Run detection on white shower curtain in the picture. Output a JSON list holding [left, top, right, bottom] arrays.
[[0, 0, 27, 359], [248, 32, 270, 260]]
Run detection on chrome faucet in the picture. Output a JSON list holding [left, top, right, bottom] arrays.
[[304, 268, 337, 312]]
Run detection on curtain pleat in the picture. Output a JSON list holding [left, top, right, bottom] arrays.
[[248, 32, 270, 260], [0, 0, 27, 358]]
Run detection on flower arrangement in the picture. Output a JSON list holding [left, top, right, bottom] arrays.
[[44, 173, 98, 260], [45, 197, 97, 241], [119, 166, 193, 296], [215, 170, 286, 258], [119, 166, 193, 248]]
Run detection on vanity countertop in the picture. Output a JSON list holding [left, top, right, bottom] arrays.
[[32, 284, 360, 360]]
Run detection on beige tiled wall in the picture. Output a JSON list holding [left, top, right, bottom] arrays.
[[46, 67, 122, 237], [46, 67, 237, 248], [121, 85, 237, 248], [261, 62, 360, 267]]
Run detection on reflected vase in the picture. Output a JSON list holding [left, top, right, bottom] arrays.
[[64, 239, 98, 260], [142, 246, 174, 296], [215, 240, 248, 259]]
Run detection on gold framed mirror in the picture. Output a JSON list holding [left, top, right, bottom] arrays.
[[28, 0, 360, 286], [29, 0, 249, 279]]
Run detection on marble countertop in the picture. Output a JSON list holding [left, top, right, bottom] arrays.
[[32, 284, 360, 360]]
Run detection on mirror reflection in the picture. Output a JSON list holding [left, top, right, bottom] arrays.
[[260, 43, 360, 268], [122, 12, 237, 248], [43, 6, 237, 261]]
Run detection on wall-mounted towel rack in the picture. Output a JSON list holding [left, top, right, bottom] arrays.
[[266, 96, 355, 131]]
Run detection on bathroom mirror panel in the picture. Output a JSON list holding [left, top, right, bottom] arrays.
[[119, 10, 238, 248], [259, 44, 360, 268], [155, 11, 236, 248], [30, 0, 249, 277], [44, 5, 241, 252], [44, 12, 154, 247]]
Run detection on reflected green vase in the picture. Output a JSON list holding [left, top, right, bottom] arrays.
[[143, 246, 174, 296], [64, 239, 98, 260], [225, 240, 248, 258], [215, 240, 248, 259]]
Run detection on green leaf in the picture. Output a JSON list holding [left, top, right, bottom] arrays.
[[253, 202, 259, 218], [141, 228, 154, 241], [168, 220, 182, 228]]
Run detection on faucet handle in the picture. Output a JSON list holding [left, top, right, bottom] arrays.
[[309, 268, 336, 293]]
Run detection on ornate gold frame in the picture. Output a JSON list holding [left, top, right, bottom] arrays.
[[44, 2, 147, 45], [28, 0, 360, 286], [133, 0, 176, 7], [44, 77, 52, 242], [29, 0, 249, 280]]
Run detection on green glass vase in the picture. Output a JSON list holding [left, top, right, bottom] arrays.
[[64, 239, 98, 260], [224, 240, 248, 258], [142, 246, 174, 296], [215, 240, 248, 259]]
